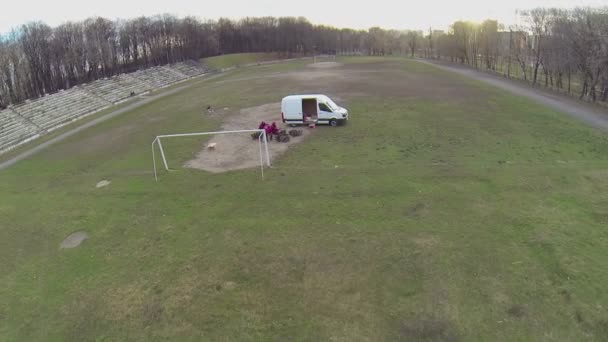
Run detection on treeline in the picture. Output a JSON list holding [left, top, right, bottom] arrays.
[[0, 16, 371, 108], [1, 8, 607, 108], [351, 7, 608, 102], [425, 8, 608, 102]]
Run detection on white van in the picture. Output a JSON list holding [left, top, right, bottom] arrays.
[[281, 94, 349, 127]]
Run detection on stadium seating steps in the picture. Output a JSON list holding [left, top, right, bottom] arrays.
[[0, 61, 209, 154]]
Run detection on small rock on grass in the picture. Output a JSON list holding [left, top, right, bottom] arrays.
[[96, 180, 111, 188], [60, 231, 89, 249]]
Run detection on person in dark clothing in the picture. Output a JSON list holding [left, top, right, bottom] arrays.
[[270, 122, 279, 135]]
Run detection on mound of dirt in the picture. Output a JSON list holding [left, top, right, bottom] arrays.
[[308, 62, 343, 69], [184, 103, 313, 173], [60, 231, 88, 249]]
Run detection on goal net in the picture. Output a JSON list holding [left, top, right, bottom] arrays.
[[313, 54, 337, 64], [151, 129, 271, 181]]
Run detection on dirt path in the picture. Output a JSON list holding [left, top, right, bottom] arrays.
[[0, 73, 223, 171], [419, 59, 608, 132]]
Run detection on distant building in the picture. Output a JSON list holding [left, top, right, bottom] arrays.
[[497, 31, 528, 52]]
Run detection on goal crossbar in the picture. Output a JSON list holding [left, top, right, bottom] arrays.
[[152, 129, 271, 182]]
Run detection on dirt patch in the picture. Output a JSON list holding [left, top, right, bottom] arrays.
[[412, 233, 439, 248], [60, 231, 89, 249], [217, 59, 481, 102], [96, 180, 111, 188], [215, 281, 237, 291], [105, 283, 148, 322], [507, 304, 526, 318], [142, 300, 164, 326], [286, 70, 347, 82], [405, 203, 427, 218], [400, 319, 459, 341], [308, 62, 343, 69], [185, 103, 313, 173]]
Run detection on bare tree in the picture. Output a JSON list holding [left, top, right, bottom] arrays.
[[2, 9, 608, 106], [407, 31, 419, 57], [520, 8, 553, 85], [480, 20, 498, 70]]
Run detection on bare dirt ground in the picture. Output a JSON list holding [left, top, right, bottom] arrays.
[[307, 62, 344, 69], [288, 60, 484, 103], [184, 103, 313, 173], [419, 59, 608, 132]]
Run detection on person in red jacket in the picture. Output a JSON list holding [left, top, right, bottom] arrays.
[[264, 124, 273, 140], [270, 122, 279, 135]]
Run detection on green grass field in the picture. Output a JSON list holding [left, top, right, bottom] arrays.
[[1, 57, 608, 341], [202, 52, 285, 70]]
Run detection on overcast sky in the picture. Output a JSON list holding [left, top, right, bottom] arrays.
[[1, 0, 607, 34]]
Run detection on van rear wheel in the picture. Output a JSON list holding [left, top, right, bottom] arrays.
[[329, 119, 338, 127]]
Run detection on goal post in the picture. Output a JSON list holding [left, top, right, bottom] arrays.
[[313, 53, 337, 64], [152, 129, 271, 182]]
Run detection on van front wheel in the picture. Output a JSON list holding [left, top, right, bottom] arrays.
[[329, 119, 338, 127]]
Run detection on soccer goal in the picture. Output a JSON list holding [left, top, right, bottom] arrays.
[[313, 54, 338, 64], [151, 129, 271, 181]]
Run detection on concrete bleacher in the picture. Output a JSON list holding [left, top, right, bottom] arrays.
[[168, 61, 209, 77], [81, 74, 153, 104], [79, 61, 209, 104], [0, 109, 39, 153], [81, 78, 126, 104], [131, 66, 187, 89], [0, 60, 209, 154], [11, 88, 110, 132], [115, 74, 153, 97]]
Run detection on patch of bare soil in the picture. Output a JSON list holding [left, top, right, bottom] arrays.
[[507, 304, 526, 318], [184, 103, 313, 173], [400, 319, 459, 342], [307, 62, 343, 69], [60, 231, 89, 249], [286, 61, 481, 102], [412, 233, 439, 248], [285, 69, 346, 82]]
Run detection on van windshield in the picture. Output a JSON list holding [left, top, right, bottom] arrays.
[[326, 99, 339, 111]]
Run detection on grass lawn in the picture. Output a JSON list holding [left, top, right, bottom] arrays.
[[202, 52, 286, 70], [1, 57, 608, 341], [0, 100, 139, 164], [472, 58, 586, 97]]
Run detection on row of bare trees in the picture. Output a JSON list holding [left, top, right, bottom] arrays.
[[0, 15, 369, 108], [0, 15, 219, 107], [1, 8, 607, 107], [424, 8, 608, 102], [0, 14, 501, 109]]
